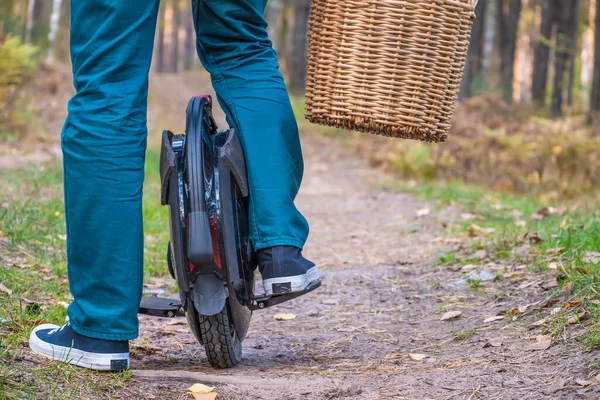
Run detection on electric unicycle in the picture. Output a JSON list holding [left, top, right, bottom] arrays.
[[140, 96, 320, 368]]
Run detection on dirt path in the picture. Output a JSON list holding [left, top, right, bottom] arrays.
[[130, 130, 599, 399], [4, 70, 599, 399]]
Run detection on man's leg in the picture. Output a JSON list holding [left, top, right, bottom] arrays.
[[191, 0, 320, 296], [29, 0, 159, 370], [63, 0, 159, 340], [191, 0, 309, 251]]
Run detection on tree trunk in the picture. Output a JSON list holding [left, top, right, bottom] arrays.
[[496, 0, 522, 103], [591, 0, 600, 113], [46, 0, 63, 63], [168, 0, 181, 73], [531, 0, 554, 105], [155, 1, 166, 73], [184, 1, 195, 71], [551, 0, 578, 117], [24, 0, 35, 43], [287, 0, 311, 94], [460, 0, 488, 100], [268, 0, 284, 50], [0, 0, 15, 39], [566, 0, 580, 107]]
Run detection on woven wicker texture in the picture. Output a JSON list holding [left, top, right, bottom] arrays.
[[305, 0, 476, 142]]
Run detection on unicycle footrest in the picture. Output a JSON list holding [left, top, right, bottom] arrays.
[[248, 280, 321, 311], [139, 296, 185, 318]]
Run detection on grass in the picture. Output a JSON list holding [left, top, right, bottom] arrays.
[[0, 150, 169, 399], [454, 328, 476, 341], [383, 180, 600, 347]]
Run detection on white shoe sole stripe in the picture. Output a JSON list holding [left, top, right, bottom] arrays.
[[263, 266, 320, 296]]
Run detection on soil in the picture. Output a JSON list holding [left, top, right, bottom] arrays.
[[3, 68, 599, 400]]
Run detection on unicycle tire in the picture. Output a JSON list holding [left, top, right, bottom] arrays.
[[187, 297, 242, 368]]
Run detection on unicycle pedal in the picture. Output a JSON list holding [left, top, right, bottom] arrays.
[[139, 296, 185, 318], [249, 280, 322, 311]]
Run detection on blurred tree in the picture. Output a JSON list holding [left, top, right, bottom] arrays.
[[287, 0, 310, 94], [31, 0, 51, 49], [184, 1, 195, 71], [46, 0, 63, 63], [268, 0, 284, 50], [496, 0, 522, 102], [592, 0, 600, 113], [460, 0, 488, 100], [24, 0, 35, 43], [551, 0, 579, 117], [531, 0, 554, 106], [169, 0, 181, 73], [155, 1, 166, 73]]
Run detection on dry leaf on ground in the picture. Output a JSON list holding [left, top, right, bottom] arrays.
[[583, 251, 600, 265], [441, 311, 462, 321], [274, 314, 297, 321], [189, 384, 218, 399], [191, 393, 217, 400], [526, 335, 552, 351], [408, 353, 427, 361], [468, 224, 496, 237], [483, 339, 503, 348], [484, 316, 505, 323], [416, 207, 430, 217], [0, 283, 12, 296], [188, 384, 215, 394]]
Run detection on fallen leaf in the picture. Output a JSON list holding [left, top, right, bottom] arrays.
[[416, 207, 430, 217], [191, 393, 217, 400], [526, 335, 552, 351], [544, 276, 558, 289], [515, 244, 530, 259], [529, 235, 544, 244], [408, 353, 427, 361], [188, 384, 215, 394], [484, 316, 505, 323], [441, 311, 462, 321], [461, 264, 477, 272], [274, 314, 297, 321], [483, 339, 503, 348], [546, 247, 565, 255], [575, 378, 594, 387], [515, 219, 527, 227], [472, 250, 488, 259], [567, 310, 587, 325], [564, 281, 574, 291], [530, 316, 550, 327], [0, 283, 12, 296], [583, 251, 600, 265], [561, 300, 582, 309]]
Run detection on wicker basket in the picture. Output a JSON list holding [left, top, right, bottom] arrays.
[[305, 0, 476, 143]]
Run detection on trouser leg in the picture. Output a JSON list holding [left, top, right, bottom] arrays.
[[63, 0, 159, 340], [191, 0, 309, 251]]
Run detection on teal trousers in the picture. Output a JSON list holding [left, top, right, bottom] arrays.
[[64, 0, 309, 340]]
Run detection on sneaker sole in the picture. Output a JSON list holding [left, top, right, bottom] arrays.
[[263, 266, 321, 296], [29, 326, 130, 371]]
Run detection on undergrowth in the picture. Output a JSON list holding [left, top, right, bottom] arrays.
[[0, 151, 168, 399]]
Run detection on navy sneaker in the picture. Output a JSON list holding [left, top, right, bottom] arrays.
[[29, 322, 129, 371], [258, 246, 320, 296]]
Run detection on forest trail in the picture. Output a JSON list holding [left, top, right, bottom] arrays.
[[129, 75, 599, 400], [4, 71, 599, 400]]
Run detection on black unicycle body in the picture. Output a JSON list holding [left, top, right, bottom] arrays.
[[143, 96, 320, 369]]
